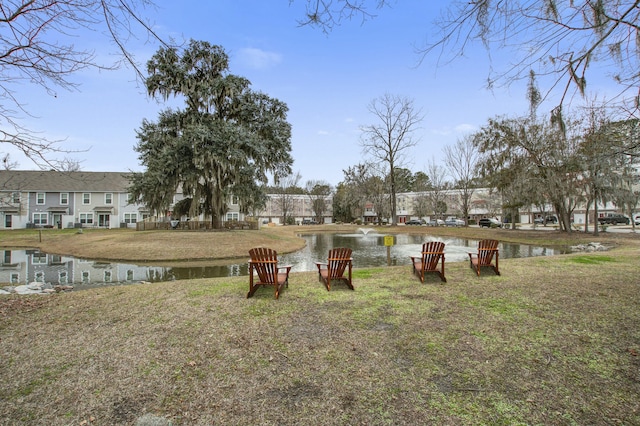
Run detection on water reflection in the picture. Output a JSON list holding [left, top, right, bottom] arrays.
[[0, 232, 567, 289], [280, 232, 563, 270]]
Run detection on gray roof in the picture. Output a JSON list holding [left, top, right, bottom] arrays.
[[0, 171, 133, 192]]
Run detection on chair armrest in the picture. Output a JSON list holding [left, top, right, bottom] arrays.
[[315, 262, 328, 272]]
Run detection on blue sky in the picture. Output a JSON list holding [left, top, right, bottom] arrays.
[[11, 1, 593, 186]]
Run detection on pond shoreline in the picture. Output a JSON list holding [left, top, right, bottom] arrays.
[[0, 232, 578, 290]]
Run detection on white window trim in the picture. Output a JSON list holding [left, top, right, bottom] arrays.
[[36, 193, 45, 205], [79, 213, 94, 224], [105, 193, 113, 205], [33, 212, 47, 225], [123, 213, 137, 223], [60, 193, 69, 205], [82, 193, 91, 205]]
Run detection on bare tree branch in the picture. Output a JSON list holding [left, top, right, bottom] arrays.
[[360, 93, 423, 224], [0, 0, 169, 168]]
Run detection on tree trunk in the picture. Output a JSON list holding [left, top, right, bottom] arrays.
[[593, 201, 600, 236], [584, 200, 592, 233], [211, 215, 222, 230]]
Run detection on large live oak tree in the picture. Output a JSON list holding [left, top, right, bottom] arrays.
[[128, 40, 293, 228]]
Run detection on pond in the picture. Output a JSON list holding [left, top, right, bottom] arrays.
[[0, 230, 568, 290]]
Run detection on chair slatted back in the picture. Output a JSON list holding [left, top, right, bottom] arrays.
[[249, 247, 278, 285], [421, 241, 445, 270], [327, 247, 352, 279], [477, 239, 499, 266]]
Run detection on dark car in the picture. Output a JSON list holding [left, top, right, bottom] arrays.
[[597, 213, 629, 225], [478, 217, 503, 228], [406, 219, 425, 225], [534, 215, 558, 225]]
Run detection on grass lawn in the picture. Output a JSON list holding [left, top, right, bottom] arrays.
[[0, 226, 638, 425]]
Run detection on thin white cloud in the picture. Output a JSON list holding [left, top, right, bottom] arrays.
[[237, 47, 282, 69], [431, 123, 477, 137], [431, 128, 452, 136], [454, 123, 477, 133]]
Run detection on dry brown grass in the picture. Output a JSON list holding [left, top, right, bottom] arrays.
[[0, 226, 639, 425], [0, 226, 307, 262]]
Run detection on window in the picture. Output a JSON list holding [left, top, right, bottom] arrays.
[[10, 273, 19, 284], [32, 253, 47, 264], [126, 269, 134, 281], [104, 270, 112, 282], [59, 271, 68, 284], [60, 193, 69, 205], [226, 212, 239, 221], [33, 213, 47, 225], [82, 271, 90, 283], [83, 193, 91, 204], [105, 193, 113, 205], [12, 192, 20, 203], [36, 193, 45, 205], [79, 213, 94, 224], [231, 195, 239, 205], [35, 272, 45, 283], [123, 213, 137, 223]]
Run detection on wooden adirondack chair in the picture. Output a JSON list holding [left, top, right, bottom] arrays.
[[247, 247, 292, 299], [315, 247, 354, 291], [468, 239, 500, 276], [410, 241, 446, 283]]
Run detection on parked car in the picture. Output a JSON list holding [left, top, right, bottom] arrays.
[[428, 219, 445, 226], [478, 217, 503, 228], [406, 219, 425, 225], [534, 215, 558, 225], [444, 217, 465, 227], [597, 213, 630, 225], [301, 219, 318, 225], [634, 214, 640, 226]]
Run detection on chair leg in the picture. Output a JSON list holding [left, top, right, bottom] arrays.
[[247, 284, 258, 298]]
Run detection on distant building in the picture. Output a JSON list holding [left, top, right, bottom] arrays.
[[0, 170, 148, 229]]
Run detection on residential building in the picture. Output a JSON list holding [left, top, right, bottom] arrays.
[[0, 171, 148, 229], [258, 193, 333, 225]]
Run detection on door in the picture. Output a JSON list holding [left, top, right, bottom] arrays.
[[4, 214, 11, 228], [98, 214, 110, 228], [52, 213, 62, 228]]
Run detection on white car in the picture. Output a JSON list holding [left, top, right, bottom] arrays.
[[445, 217, 465, 227], [428, 219, 445, 226], [634, 214, 640, 226]]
